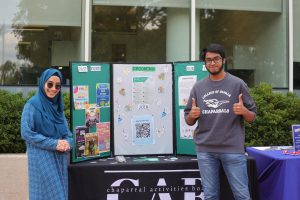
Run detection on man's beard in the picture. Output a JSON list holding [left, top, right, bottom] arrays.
[[206, 64, 224, 75]]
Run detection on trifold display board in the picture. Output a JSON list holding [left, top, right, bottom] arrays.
[[112, 63, 174, 155], [174, 61, 208, 155], [70, 62, 111, 163]]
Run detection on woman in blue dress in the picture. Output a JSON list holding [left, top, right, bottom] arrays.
[[21, 68, 73, 200]]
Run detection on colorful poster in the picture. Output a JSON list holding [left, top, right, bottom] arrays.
[[179, 109, 196, 139], [292, 125, 300, 151], [96, 83, 110, 107], [84, 133, 99, 157], [178, 75, 197, 106], [73, 85, 89, 110], [75, 126, 89, 158], [131, 115, 154, 145], [97, 122, 110, 152], [85, 104, 100, 128]]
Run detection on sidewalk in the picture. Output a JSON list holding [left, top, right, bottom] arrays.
[[0, 154, 28, 200]]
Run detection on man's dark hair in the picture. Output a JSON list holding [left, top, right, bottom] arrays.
[[200, 43, 226, 60]]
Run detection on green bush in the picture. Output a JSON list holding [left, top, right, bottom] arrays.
[[63, 93, 71, 126], [245, 83, 300, 147], [0, 90, 27, 153], [0, 90, 71, 153]]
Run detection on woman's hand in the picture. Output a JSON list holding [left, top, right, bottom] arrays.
[[56, 139, 70, 152]]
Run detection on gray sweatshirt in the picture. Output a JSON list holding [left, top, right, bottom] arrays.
[[184, 73, 256, 153]]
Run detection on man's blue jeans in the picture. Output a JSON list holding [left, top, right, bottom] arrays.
[[196, 152, 251, 200]]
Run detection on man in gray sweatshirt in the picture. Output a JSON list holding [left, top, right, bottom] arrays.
[[184, 43, 256, 200]]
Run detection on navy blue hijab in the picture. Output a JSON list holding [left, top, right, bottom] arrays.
[[28, 68, 68, 138]]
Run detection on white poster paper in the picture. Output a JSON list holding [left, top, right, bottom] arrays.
[[179, 109, 197, 139], [113, 63, 173, 155], [178, 76, 197, 106]]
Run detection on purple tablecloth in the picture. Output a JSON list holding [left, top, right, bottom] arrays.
[[246, 147, 300, 200]]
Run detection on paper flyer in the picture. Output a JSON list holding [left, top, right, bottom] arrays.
[[85, 104, 100, 128], [96, 83, 110, 107], [97, 122, 110, 152], [73, 85, 89, 110], [84, 133, 99, 157], [131, 115, 154, 145], [179, 109, 196, 139], [75, 126, 89, 158], [132, 76, 155, 105], [178, 76, 197, 106], [292, 125, 300, 151]]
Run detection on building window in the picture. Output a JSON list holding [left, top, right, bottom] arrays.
[[0, 0, 81, 85], [92, 1, 191, 63], [294, 62, 300, 89], [199, 9, 287, 88]]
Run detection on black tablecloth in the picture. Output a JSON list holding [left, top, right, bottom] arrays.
[[68, 155, 257, 200]]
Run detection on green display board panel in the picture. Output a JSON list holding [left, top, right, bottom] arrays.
[[174, 61, 208, 155], [70, 62, 111, 163]]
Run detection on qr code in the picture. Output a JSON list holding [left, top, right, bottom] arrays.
[[135, 123, 150, 138]]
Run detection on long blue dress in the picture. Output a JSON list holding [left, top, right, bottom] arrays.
[[21, 68, 73, 200]]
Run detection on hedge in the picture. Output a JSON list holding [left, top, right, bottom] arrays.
[[0, 82, 300, 153], [0, 90, 70, 153], [0, 90, 27, 153], [245, 83, 300, 146]]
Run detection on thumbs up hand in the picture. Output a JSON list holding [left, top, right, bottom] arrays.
[[233, 94, 247, 115], [189, 98, 201, 119]]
